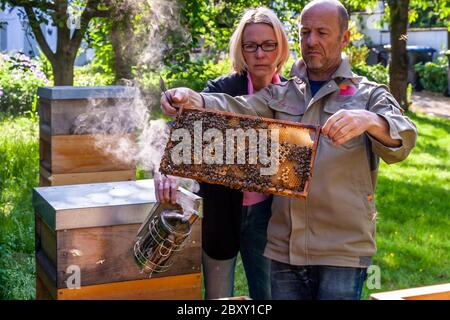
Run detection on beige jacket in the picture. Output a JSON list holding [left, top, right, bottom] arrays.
[[200, 57, 417, 267]]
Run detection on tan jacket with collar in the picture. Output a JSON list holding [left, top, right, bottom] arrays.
[[200, 57, 417, 267]]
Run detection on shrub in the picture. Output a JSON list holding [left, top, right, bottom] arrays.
[[345, 20, 370, 66], [281, 54, 296, 78], [0, 53, 50, 114], [138, 55, 232, 114], [163, 55, 232, 91], [414, 56, 448, 93], [74, 64, 115, 86], [353, 63, 389, 85]]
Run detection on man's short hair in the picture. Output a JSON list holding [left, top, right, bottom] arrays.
[[300, 0, 349, 33]]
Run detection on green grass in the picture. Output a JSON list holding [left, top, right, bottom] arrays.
[[0, 111, 448, 300], [0, 113, 39, 299], [360, 112, 450, 299]]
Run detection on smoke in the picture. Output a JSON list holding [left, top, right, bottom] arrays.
[[70, 0, 198, 192], [135, 118, 170, 173], [137, 0, 192, 69]]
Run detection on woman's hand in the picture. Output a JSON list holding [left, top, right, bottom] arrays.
[[160, 87, 205, 117], [154, 171, 179, 204]]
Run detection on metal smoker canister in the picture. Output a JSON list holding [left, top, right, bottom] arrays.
[[134, 207, 198, 275]]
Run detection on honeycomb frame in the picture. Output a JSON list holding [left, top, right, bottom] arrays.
[[160, 107, 321, 199]]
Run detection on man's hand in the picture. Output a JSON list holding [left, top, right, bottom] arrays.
[[160, 87, 204, 117], [154, 171, 179, 205], [322, 109, 401, 147]]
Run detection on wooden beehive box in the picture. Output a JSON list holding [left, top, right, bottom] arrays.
[[32, 179, 202, 300], [38, 86, 138, 186], [370, 283, 450, 300], [160, 107, 320, 199]]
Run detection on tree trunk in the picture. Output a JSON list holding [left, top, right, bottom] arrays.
[[388, 0, 410, 111], [110, 15, 136, 84], [52, 56, 76, 86], [21, 0, 110, 86]]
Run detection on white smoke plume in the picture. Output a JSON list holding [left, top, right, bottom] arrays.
[[70, 0, 198, 192]]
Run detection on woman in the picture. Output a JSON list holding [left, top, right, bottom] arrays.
[[155, 6, 290, 300]]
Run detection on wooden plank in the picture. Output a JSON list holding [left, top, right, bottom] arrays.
[[35, 215, 57, 266], [39, 174, 51, 187], [40, 138, 52, 172], [40, 99, 89, 135], [38, 98, 52, 129], [44, 134, 136, 174], [36, 274, 53, 300], [40, 166, 136, 186], [39, 123, 52, 143], [405, 291, 450, 300], [35, 250, 57, 299], [370, 283, 450, 300], [57, 273, 202, 300], [56, 220, 202, 288]]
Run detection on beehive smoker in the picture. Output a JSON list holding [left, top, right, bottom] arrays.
[[134, 202, 199, 276]]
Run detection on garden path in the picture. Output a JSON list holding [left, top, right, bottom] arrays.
[[410, 91, 450, 119]]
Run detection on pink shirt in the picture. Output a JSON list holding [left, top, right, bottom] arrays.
[[242, 72, 281, 207]]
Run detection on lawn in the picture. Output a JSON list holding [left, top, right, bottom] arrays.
[[0, 111, 448, 300]]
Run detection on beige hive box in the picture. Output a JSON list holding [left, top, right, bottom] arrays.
[[33, 179, 202, 300], [38, 86, 138, 186], [160, 107, 321, 199]]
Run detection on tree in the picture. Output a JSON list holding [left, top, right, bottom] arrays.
[[85, 0, 195, 83], [387, 0, 450, 109], [387, 0, 409, 110], [0, 0, 111, 85]]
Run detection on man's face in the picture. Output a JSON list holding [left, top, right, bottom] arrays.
[[299, 6, 349, 75]]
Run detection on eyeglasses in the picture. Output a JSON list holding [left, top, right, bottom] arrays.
[[242, 42, 278, 53]]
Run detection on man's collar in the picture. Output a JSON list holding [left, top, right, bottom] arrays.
[[290, 53, 358, 82]]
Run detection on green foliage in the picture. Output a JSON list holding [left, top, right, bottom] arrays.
[[361, 112, 450, 299], [345, 17, 390, 86], [74, 64, 115, 86], [0, 53, 50, 115], [140, 55, 232, 92], [181, 0, 272, 56], [0, 250, 35, 300], [36, 52, 54, 83], [353, 63, 389, 85], [87, 17, 115, 78], [0, 115, 38, 299], [345, 20, 371, 66], [409, 0, 450, 29], [281, 54, 296, 78], [414, 56, 448, 93], [181, 0, 374, 59]]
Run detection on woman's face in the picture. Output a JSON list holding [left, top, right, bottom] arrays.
[[242, 23, 279, 79]]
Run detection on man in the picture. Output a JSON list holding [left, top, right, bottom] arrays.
[[160, 0, 417, 300]]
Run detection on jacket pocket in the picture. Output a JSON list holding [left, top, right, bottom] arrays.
[[268, 99, 305, 115]]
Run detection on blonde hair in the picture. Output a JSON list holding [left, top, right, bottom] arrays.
[[229, 7, 290, 75]]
